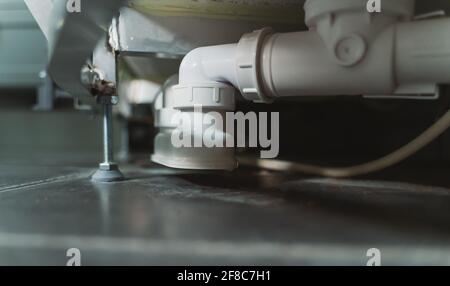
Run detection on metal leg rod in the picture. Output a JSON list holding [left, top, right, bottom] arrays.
[[103, 104, 113, 163], [92, 100, 124, 183]]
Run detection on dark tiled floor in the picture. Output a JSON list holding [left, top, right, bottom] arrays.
[[0, 157, 450, 265]]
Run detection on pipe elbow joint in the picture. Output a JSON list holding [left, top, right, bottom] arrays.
[[178, 47, 210, 85], [176, 28, 276, 106], [174, 46, 237, 111]]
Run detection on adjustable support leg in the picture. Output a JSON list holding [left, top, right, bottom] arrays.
[[92, 95, 124, 182]]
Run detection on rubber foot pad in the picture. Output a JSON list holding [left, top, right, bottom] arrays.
[[91, 168, 125, 183]]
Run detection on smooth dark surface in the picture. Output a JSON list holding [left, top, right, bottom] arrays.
[[1, 154, 450, 265]]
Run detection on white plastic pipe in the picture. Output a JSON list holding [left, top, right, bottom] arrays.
[[396, 18, 450, 87], [262, 18, 450, 98], [174, 0, 450, 102], [260, 28, 396, 97], [154, 0, 450, 171], [178, 44, 239, 87]]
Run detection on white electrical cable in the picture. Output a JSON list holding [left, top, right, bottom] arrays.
[[239, 108, 450, 178]]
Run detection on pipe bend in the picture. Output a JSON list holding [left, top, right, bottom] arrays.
[[177, 0, 450, 102], [178, 44, 239, 87]]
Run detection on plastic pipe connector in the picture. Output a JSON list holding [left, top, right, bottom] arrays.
[[173, 0, 449, 102], [153, 0, 450, 170]]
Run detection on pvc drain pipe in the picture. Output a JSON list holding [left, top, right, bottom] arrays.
[[152, 76, 237, 170], [175, 0, 450, 102], [153, 0, 450, 170]]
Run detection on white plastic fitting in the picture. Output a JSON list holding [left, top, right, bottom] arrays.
[[153, 0, 450, 170], [173, 0, 450, 101], [152, 76, 237, 170]]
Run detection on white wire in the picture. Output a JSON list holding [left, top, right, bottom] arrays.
[[239, 108, 450, 178]]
